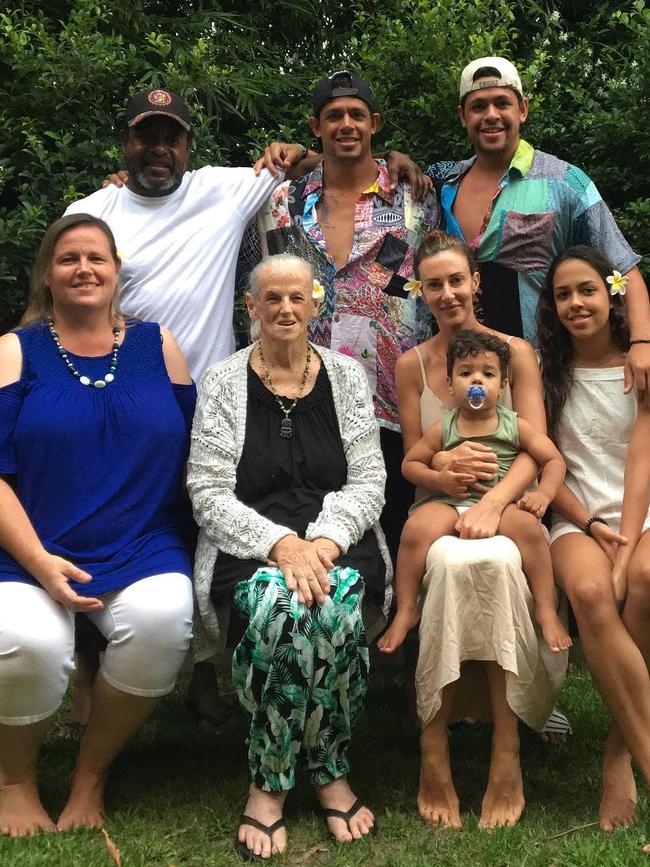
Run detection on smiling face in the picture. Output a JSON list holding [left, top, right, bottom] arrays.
[[551, 258, 613, 343], [459, 81, 528, 161], [418, 249, 480, 328], [47, 225, 120, 316], [121, 115, 191, 196], [308, 97, 379, 162], [246, 262, 316, 345], [448, 350, 504, 410]]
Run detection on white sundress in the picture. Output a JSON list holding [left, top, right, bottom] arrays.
[[412, 345, 568, 730], [550, 366, 649, 542]]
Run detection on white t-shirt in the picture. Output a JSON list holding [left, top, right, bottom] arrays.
[[65, 166, 280, 379]]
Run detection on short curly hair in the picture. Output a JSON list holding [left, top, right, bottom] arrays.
[[446, 329, 511, 380]]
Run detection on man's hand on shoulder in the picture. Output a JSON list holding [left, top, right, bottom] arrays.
[[253, 142, 318, 179], [383, 150, 432, 201], [102, 170, 129, 189]]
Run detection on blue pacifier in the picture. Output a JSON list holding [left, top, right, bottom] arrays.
[[466, 384, 487, 410]]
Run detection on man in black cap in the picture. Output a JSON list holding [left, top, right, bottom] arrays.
[[258, 70, 439, 565], [65, 87, 284, 381]]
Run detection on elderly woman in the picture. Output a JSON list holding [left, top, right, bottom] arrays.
[[188, 253, 390, 859], [393, 231, 567, 830], [0, 214, 194, 836]]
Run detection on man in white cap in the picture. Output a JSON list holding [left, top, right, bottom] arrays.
[[427, 56, 650, 400], [425, 56, 650, 831]]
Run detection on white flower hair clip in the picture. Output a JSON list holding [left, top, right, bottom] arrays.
[[404, 279, 422, 299], [312, 279, 325, 302], [606, 270, 628, 296]]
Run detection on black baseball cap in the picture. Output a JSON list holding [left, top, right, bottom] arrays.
[[311, 70, 375, 116], [122, 88, 192, 131]]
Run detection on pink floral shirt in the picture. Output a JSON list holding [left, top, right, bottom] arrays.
[[257, 160, 438, 430]]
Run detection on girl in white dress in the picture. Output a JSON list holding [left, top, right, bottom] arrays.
[[539, 245, 650, 833]]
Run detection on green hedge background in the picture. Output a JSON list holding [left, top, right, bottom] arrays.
[[2, 0, 649, 330]]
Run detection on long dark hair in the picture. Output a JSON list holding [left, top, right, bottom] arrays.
[[537, 245, 630, 436]]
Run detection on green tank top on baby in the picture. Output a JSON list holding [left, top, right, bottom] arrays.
[[436, 405, 520, 509]]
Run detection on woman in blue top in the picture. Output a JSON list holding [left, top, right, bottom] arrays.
[[0, 214, 195, 836]]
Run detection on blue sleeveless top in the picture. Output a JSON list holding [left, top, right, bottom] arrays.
[[0, 321, 195, 595]]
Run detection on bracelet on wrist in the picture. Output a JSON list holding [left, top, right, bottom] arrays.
[[295, 144, 308, 160], [629, 339, 650, 345], [583, 515, 609, 536]]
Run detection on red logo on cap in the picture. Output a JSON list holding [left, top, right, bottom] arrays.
[[148, 90, 172, 107]]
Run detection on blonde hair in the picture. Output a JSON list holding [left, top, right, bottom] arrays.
[[21, 213, 123, 326]]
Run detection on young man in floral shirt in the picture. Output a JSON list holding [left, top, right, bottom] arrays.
[[257, 70, 439, 560]]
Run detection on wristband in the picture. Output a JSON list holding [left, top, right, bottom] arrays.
[[295, 144, 308, 160], [629, 339, 650, 345], [583, 515, 609, 536]]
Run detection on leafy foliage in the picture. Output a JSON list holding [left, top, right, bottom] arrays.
[[2, 0, 649, 329]]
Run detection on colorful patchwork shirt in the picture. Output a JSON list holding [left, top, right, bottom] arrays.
[[257, 160, 439, 430], [426, 139, 639, 344]]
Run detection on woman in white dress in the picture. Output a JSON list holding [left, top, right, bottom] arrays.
[[395, 231, 567, 830], [539, 245, 650, 832]]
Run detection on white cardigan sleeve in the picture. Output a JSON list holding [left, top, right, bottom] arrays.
[[187, 369, 296, 560], [305, 360, 386, 552]]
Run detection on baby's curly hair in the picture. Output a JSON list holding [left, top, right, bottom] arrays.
[[447, 329, 511, 380]]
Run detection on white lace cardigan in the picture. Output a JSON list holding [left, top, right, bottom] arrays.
[[187, 343, 393, 659]]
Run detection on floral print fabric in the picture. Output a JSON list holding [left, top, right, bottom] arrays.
[[257, 161, 439, 431], [232, 565, 368, 791]]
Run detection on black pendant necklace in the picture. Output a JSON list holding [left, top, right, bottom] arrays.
[[47, 318, 120, 388], [257, 342, 312, 439]]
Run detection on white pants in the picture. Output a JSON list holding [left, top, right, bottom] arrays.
[[0, 573, 193, 726]]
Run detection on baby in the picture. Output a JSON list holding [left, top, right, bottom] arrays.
[[379, 329, 571, 654]]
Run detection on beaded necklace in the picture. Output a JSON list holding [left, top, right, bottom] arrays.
[[47, 318, 120, 388], [257, 341, 312, 439]]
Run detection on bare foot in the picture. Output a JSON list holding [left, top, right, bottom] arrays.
[[57, 771, 105, 831], [316, 778, 375, 842], [599, 741, 637, 831], [536, 607, 572, 653], [377, 608, 421, 654], [238, 785, 287, 859], [479, 746, 524, 829], [0, 781, 56, 837], [417, 727, 462, 829]]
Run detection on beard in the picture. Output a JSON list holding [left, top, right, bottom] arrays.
[[125, 156, 184, 196]]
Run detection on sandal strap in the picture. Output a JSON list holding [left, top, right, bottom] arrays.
[[322, 798, 363, 823], [239, 814, 285, 838]]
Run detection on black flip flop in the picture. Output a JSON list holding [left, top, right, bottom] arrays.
[[234, 814, 286, 861], [321, 798, 378, 840]]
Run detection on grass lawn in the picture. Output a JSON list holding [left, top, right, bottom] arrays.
[[2, 657, 649, 867]]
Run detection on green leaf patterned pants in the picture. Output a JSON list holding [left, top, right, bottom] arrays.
[[232, 565, 369, 792]]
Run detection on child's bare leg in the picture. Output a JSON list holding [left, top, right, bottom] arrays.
[[499, 505, 571, 653], [378, 503, 458, 654]]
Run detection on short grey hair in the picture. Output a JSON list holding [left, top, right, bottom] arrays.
[[248, 254, 314, 341], [248, 253, 313, 298]]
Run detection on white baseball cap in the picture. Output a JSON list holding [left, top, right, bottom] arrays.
[[459, 57, 524, 101]]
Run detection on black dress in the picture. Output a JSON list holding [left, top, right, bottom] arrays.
[[211, 363, 385, 606]]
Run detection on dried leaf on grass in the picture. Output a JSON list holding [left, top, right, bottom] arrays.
[[101, 828, 122, 866], [293, 844, 329, 863], [548, 820, 598, 840]]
